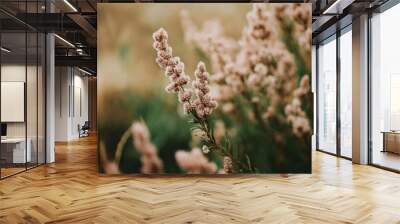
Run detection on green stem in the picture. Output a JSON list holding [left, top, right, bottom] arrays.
[[114, 128, 131, 164], [179, 84, 232, 168], [194, 115, 225, 153]]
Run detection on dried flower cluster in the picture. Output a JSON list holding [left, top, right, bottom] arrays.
[[131, 121, 163, 174], [241, 4, 300, 117], [175, 148, 217, 174], [153, 28, 218, 119], [181, 10, 240, 102], [153, 28, 191, 101], [103, 162, 120, 174], [223, 156, 233, 173], [273, 4, 312, 58], [192, 62, 218, 118], [180, 3, 311, 136], [202, 145, 210, 154], [99, 142, 121, 174], [153, 28, 224, 168], [181, 10, 237, 81], [147, 3, 312, 174], [285, 75, 311, 137], [100, 120, 164, 174]]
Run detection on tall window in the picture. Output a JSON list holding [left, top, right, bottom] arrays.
[[371, 3, 400, 171], [317, 36, 337, 154], [339, 27, 352, 158], [0, 1, 47, 179], [312, 45, 317, 151]]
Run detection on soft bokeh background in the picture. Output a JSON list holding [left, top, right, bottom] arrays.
[[98, 4, 252, 174], [98, 4, 249, 97], [98, 3, 312, 174]]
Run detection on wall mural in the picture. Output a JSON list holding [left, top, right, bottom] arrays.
[[98, 3, 312, 174]]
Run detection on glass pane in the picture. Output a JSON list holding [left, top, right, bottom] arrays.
[[0, 2, 46, 178], [340, 29, 352, 158], [1, 30, 27, 177], [312, 45, 317, 151], [371, 4, 400, 171], [38, 33, 45, 165], [318, 37, 337, 154], [27, 31, 38, 169]]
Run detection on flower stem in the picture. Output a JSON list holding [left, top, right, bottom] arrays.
[[114, 127, 131, 164]]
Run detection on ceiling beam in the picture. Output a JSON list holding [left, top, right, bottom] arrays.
[[12, 13, 82, 32], [67, 13, 97, 40], [323, 0, 356, 14], [55, 55, 96, 72]]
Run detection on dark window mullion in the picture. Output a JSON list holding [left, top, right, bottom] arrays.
[[25, 0, 28, 171], [36, 0, 39, 167], [336, 27, 341, 157], [0, 20, 2, 179], [367, 11, 373, 165], [316, 44, 320, 151]]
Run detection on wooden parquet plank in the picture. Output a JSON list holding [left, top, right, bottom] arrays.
[[0, 135, 400, 223]]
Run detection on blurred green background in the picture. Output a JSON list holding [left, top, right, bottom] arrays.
[[97, 3, 311, 174], [98, 4, 251, 173]]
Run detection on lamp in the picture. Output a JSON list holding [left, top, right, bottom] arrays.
[[63, 0, 78, 12], [78, 67, 93, 76], [1, 47, 11, 53], [54, 34, 75, 48], [323, 0, 354, 15]]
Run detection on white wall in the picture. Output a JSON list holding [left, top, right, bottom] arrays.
[[1, 82, 25, 122], [55, 67, 69, 141], [1, 65, 26, 139], [1, 63, 46, 164], [352, 14, 369, 164], [72, 73, 89, 138], [55, 67, 89, 141], [46, 32, 56, 163], [1, 65, 37, 138]]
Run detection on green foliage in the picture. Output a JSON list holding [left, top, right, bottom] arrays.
[[195, 19, 314, 173], [281, 19, 310, 83], [99, 11, 313, 174], [98, 89, 193, 173], [213, 93, 311, 173]]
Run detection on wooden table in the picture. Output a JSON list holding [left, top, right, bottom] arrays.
[[381, 131, 400, 154], [1, 138, 31, 164]]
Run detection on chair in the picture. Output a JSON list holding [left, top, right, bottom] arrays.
[[79, 121, 90, 138]]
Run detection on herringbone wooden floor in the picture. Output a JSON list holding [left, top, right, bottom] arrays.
[[1, 135, 400, 224]]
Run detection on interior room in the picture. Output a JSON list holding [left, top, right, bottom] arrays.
[[370, 2, 400, 171], [0, 13, 46, 178], [0, 0, 399, 223], [54, 66, 92, 142]]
